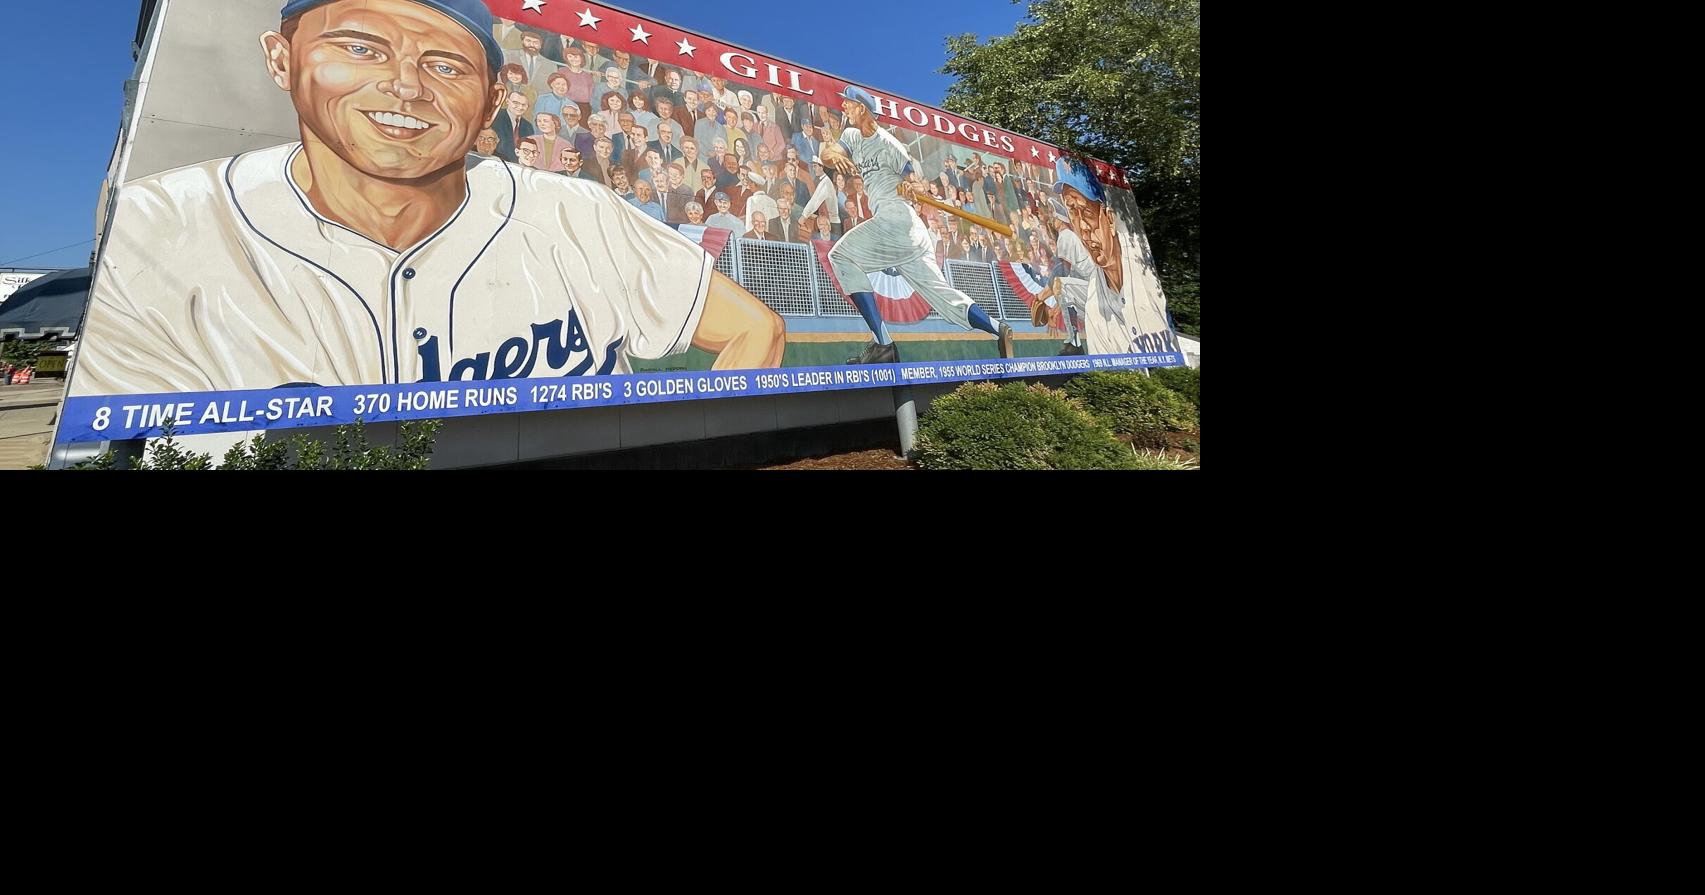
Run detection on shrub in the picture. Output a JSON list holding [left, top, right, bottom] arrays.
[[1063, 371, 1198, 438], [915, 381, 1138, 470], [62, 419, 443, 470], [1148, 365, 1199, 411]]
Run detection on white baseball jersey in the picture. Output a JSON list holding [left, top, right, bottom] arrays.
[[1055, 227, 1170, 357], [826, 125, 976, 329], [71, 142, 713, 397]]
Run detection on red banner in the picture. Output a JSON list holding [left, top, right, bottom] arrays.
[[485, 0, 1133, 189]]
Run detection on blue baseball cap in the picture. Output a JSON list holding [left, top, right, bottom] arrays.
[[280, 0, 504, 76], [836, 85, 878, 114], [1053, 156, 1106, 204]]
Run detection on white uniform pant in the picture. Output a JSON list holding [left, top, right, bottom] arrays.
[[1058, 278, 1133, 356], [828, 202, 977, 330]]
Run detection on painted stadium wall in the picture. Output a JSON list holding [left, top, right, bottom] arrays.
[[53, 0, 1183, 462]]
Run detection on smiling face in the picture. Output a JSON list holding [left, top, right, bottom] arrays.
[[266, 0, 504, 181], [634, 179, 653, 203], [474, 128, 497, 155]]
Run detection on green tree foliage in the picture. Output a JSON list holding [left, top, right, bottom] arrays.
[[2, 340, 52, 369], [941, 0, 1199, 323], [1164, 279, 1198, 336]]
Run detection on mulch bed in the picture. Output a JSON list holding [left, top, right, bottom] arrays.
[[760, 448, 917, 470], [759, 428, 1200, 469]]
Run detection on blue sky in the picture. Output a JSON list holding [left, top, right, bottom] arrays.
[[0, 0, 1032, 271]]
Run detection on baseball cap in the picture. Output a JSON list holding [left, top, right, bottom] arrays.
[[713, 191, 730, 200], [1052, 156, 1106, 204], [279, 0, 504, 76], [837, 85, 878, 114]]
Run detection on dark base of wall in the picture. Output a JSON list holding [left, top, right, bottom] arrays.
[[496, 417, 903, 470]]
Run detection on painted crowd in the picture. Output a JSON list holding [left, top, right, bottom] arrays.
[[482, 17, 1083, 278]]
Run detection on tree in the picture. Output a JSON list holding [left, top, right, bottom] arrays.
[[2, 340, 57, 370], [941, 0, 1199, 332]]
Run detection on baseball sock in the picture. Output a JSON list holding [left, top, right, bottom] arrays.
[[850, 292, 893, 345], [967, 304, 1001, 337]]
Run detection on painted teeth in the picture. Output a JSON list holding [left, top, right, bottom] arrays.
[[370, 112, 429, 130]]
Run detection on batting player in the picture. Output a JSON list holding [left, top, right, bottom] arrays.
[[70, 0, 784, 398], [818, 87, 1012, 364], [1039, 157, 1173, 357]]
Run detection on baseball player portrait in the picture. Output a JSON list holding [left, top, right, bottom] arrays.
[[818, 87, 1014, 365], [70, 0, 785, 399], [1037, 157, 1173, 357]]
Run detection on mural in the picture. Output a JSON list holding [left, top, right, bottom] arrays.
[[59, 0, 1182, 442]]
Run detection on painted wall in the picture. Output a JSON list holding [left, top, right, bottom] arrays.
[[55, 0, 1184, 464]]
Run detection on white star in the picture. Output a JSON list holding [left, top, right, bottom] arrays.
[[522, 0, 546, 13], [676, 37, 696, 57], [575, 8, 599, 28], [629, 24, 651, 44], [1030, 146, 1039, 158], [1047, 152, 1056, 162]]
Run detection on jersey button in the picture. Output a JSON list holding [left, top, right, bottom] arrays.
[[402, 268, 417, 279]]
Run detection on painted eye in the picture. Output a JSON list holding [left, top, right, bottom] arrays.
[[348, 44, 373, 56], [430, 63, 458, 76]]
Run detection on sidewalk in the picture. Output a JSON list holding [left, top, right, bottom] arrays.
[[0, 379, 68, 470]]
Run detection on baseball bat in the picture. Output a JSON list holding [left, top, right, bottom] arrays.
[[909, 191, 1015, 237]]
